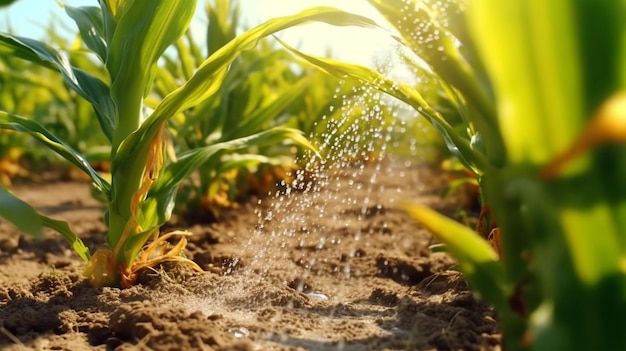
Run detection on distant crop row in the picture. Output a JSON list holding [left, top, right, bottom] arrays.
[[0, 0, 441, 217]]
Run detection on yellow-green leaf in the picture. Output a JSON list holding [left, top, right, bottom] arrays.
[[401, 200, 507, 309]]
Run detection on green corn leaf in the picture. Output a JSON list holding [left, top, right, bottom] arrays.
[[0, 185, 43, 237], [467, 0, 583, 165], [217, 154, 291, 174], [184, 30, 204, 65], [98, 0, 117, 47], [223, 76, 310, 140], [64, 5, 107, 62], [153, 60, 181, 97], [135, 195, 161, 231], [107, 1, 197, 150], [206, 0, 240, 56], [401, 200, 507, 310], [0, 111, 110, 196], [173, 36, 196, 81], [40, 216, 90, 262], [106, 2, 196, 82], [0, 37, 57, 70], [143, 127, 314, 228], [276, 37, 487, 173], [0, 33, 116, 141], [570, 1, 625, 116], [0, 186, 90, 261], [151, 127, 313, 197]]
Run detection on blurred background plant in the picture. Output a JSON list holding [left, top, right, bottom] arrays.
[[0, 21, 110, 185], [149, 0, 324, 222], [289, 66, 444, 166]]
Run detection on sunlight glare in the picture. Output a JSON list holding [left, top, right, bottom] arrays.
[[248, 0, 395, 66]]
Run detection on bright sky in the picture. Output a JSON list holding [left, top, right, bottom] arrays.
[[0, 0, 396, 66]]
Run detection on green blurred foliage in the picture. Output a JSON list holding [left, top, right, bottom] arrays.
[[149, 0, 315, 220], [0, 22, 111, 183]]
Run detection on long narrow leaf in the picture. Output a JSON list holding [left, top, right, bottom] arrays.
[[0, 185, 43, 237], [0, 111, 110, 196], [276, 37, 487, 173], [467, 0, 583, 164], [401, 200, 507, 309], [64, 5, 107, 62], [107, 1, 196, 150], [0, 33, 116, 141], [0, 186, 90, 261], [151, 127, 314, 196], [40, 216, 90, 262], [223, 76, 310, 139], [206, 0, 240, 56]]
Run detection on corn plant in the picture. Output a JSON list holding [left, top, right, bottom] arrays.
[[276, 0, 626, 350], [150, 0, 317, 220], [0, 1, 380, 288]]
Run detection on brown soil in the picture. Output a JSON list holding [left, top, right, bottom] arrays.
[[0, 157, 500, 350]]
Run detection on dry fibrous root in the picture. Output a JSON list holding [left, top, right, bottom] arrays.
[[84, 230, 203, 288], [119, 230, 203, 288]]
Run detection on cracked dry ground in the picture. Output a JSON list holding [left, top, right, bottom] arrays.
[[0, 157, 500, 350]]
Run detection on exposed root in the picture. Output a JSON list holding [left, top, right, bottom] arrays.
[[119, 230, 203, 288], [84, 230, 203, 288]]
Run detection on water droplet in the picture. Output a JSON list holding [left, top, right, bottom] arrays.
[[307, 292, 329, 300], [228, 327, 250, 338]]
